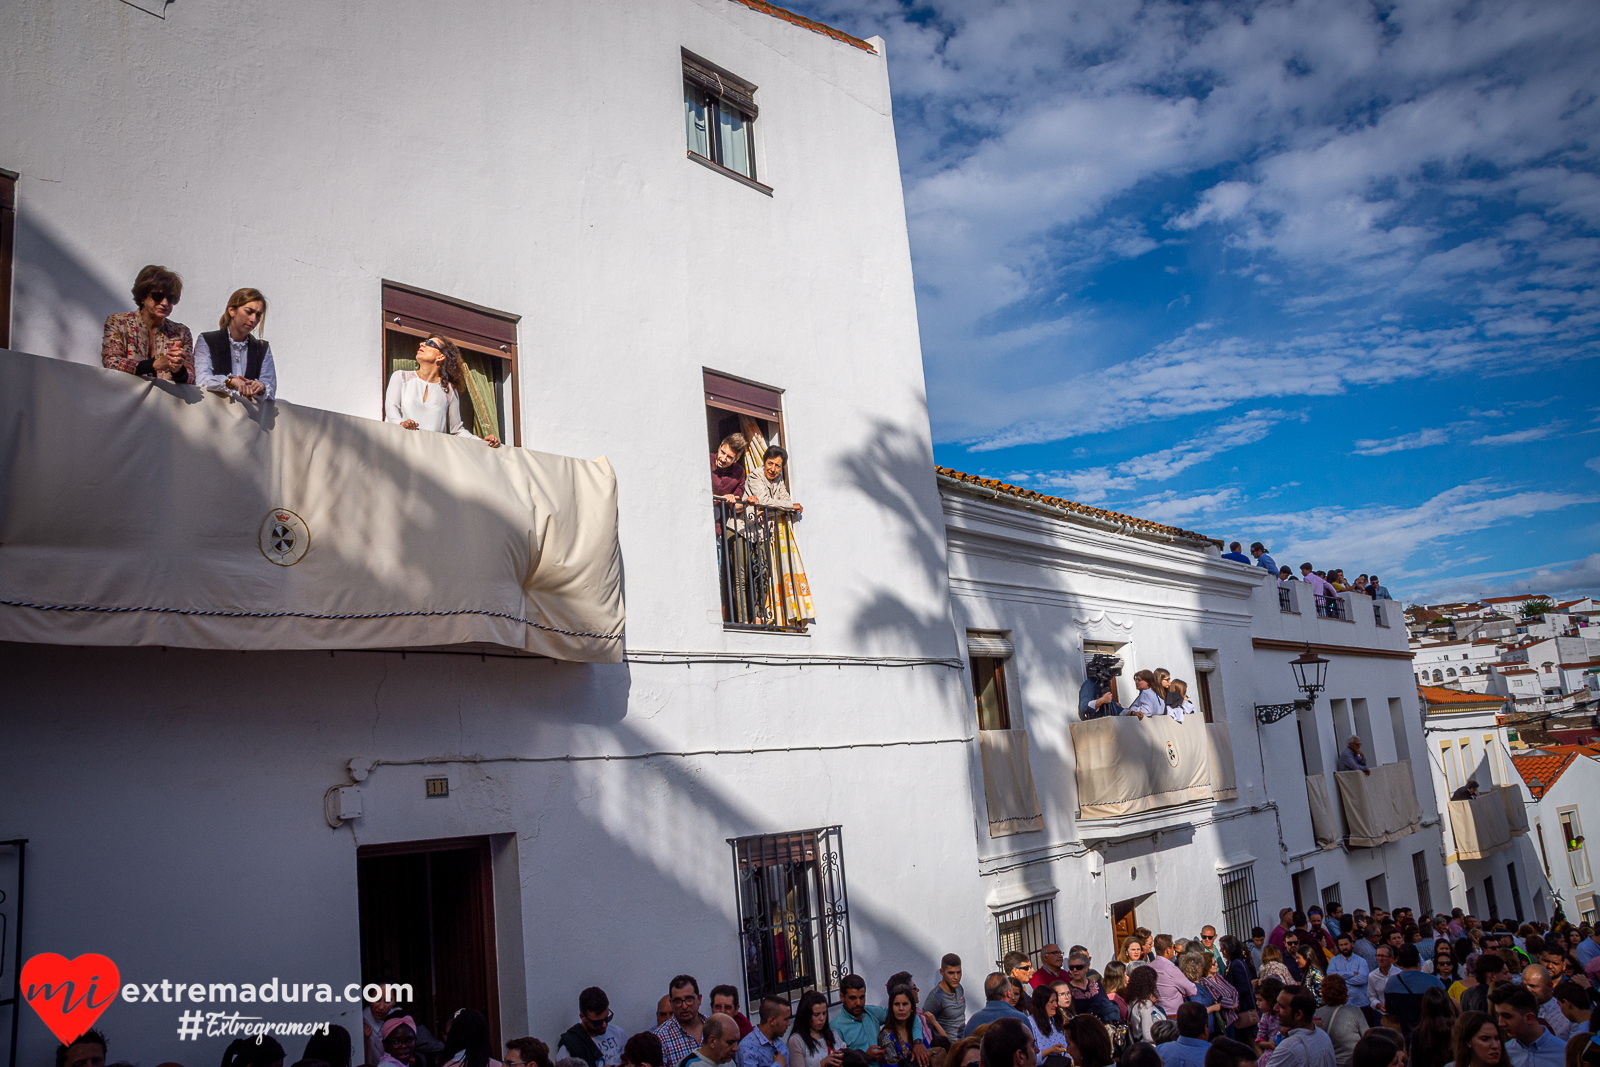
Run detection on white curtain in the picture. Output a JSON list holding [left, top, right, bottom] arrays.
[[717, 104, 751, 177], [684, 87, 710, 159]]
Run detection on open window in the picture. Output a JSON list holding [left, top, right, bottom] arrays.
[[705, 369, 812, 632], [1083, 641, 1125, 707], [382, 281, 520, 445]]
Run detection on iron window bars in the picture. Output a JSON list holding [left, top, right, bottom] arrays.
[[729, 827, 851, 1007], [994, 899, 1057, 971]]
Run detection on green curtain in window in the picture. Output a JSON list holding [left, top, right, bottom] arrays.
[[460, 352, 500, 443]]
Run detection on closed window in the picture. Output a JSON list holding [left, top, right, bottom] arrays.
[[684, 52, 759, 182]]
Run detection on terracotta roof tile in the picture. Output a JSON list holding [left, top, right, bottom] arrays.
[[936, 467, 1216, 544], [1511, 753, 1576, 798], [725, 0, 877, 51], [1418, 686, 1504, 705]]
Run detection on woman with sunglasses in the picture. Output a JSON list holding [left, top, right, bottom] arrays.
[[101, 264, 193, 383], [385, 335, 501, 447]]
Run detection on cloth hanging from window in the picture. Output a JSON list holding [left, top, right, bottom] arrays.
[[739, 417, 815, 625], [460, 352, 500, 442]]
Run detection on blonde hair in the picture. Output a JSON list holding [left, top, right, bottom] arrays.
[[220, 287, 268, 332]]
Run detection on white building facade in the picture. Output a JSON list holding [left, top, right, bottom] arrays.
[[0, 3, 993, 1064]]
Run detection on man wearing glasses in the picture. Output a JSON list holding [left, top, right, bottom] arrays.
[[558, 987, 626, 1067], [1031, 946, 1070, 989], [656, 976, 708, 1067], [1199, 928, 1224, 973]]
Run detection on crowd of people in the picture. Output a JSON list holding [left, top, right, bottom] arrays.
[[99, 264, 502, 447], [54, 906, 1600, 1067], [1218, 543, 1393, 615]]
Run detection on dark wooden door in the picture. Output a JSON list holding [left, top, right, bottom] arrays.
[[358, 837, 500, 1050], [1111, 898, 1139, 948]]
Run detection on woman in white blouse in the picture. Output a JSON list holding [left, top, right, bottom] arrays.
[[384, 336, 500, 447]]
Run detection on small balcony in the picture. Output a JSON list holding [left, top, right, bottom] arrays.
[[1307, 761, 1425, 849], [1449, 786, 1529, 861], [1317, 593, 1349, 621], [1070, 715, 1237, 837], [713, 499, 813, 632]]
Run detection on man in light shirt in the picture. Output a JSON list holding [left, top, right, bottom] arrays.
[[1523, 966, 1572, 1039], [1336, 737, 1371, 776], [1368, 946, 1396, 1013], [1576, 929, 1600, 970], [1272, 988, 1336, 1067], [1327, 935, 1374, 1024], [1555, 983, 1591, 1037], [1493, 985, 1566, 1067]]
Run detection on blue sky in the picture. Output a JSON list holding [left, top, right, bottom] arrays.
[[782, 0, 1600, 605]]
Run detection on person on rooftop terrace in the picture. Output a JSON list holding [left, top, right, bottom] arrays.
[[1250, 542, 1277, 574], [385, 336, 501, 446], [1222, 542, 1252, 564]]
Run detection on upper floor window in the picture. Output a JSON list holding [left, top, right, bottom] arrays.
[[381, 281, 520, 445], [968, 634, 1013, 731], [684, 52, 759, 183]]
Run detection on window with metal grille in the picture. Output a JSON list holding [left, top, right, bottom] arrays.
[[1220, 865, 1259, 939], [729, 827, 851, 1007], [994, 899, 1057, 970]]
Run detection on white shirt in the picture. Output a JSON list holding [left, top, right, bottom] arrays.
[[1274, 1025, 1337, 1067], [1369, 965, 1394, 1009], [195, 332, 277, 400], [1539, 997, 1572, 1039], [558, 1023, 626, 1066], [384, 370, 477, 437], [1128, 688, 1165, 717]]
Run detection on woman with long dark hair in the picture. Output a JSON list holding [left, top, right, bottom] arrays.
[[1029, 984, 1071, 1062], [1410, 987, 1459, 1067], [441, 1009, 500, 1067], [1124, 966, 1165, 1044], [1451, 1011, 1503, 1067], [384, 336, 500, 446], [877, 986, 919, 1065], [1063, 1016, 1112, 1067], [788, 990, 843, 1067]]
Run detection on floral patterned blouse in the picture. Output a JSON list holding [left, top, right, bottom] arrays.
[[101, 311, 194, 381]]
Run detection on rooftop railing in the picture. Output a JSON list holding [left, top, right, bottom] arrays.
[[1278, 585, 1295, 613]]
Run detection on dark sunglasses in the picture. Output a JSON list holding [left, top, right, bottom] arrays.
[[1069, 964, 1087, 972], [148, 291, 178, 306], [421, 338, 444, 352]]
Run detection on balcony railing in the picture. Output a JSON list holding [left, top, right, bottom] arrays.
[[1449, 787, 1527, 861], [1374, 601, 1388, 627], [714, 498, 810, 632], [1316, 592, 1348, 620], [1278, 585, 1294, 612], [1334, 761, 1423, 847], [1069, 716, 1234, 824]]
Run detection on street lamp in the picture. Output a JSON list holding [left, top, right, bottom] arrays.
[[1256, 644, 1331, 725]]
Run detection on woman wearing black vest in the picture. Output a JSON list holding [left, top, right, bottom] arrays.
[[196, 287, 276, 399]]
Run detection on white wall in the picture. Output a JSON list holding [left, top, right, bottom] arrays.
[[0, 2, 994, 1065]]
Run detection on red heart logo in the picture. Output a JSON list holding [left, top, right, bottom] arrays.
[[21, 953, 121, 1045]]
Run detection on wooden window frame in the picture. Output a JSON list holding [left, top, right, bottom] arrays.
[[381, 281, 521, 446], [0, 169, 15, 350], [683, 51, 764, 188], [704, 368, 787, 485]]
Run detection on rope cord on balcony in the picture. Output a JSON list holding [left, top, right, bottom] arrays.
[[0, 596, 623, 641]]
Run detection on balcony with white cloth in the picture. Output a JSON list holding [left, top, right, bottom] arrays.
[[1070, 715, 1237, 838], [0, 349, 624, 661]]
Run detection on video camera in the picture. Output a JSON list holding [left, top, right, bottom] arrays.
[[1085, 653, 1123, 689]]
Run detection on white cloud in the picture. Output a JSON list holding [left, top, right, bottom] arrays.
[[1352, 427, 1452, 456], [1472, 423, 1565, 445], [1011, 408, 1299, 499], [1409, 553, 1600, 604], [1586, 456, 1600, 474], [1237, 482, 1598, 590]]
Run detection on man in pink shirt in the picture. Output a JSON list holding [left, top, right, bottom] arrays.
[[1299, 565, 1338, 615], [1149, 934, 1197, 1014]]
